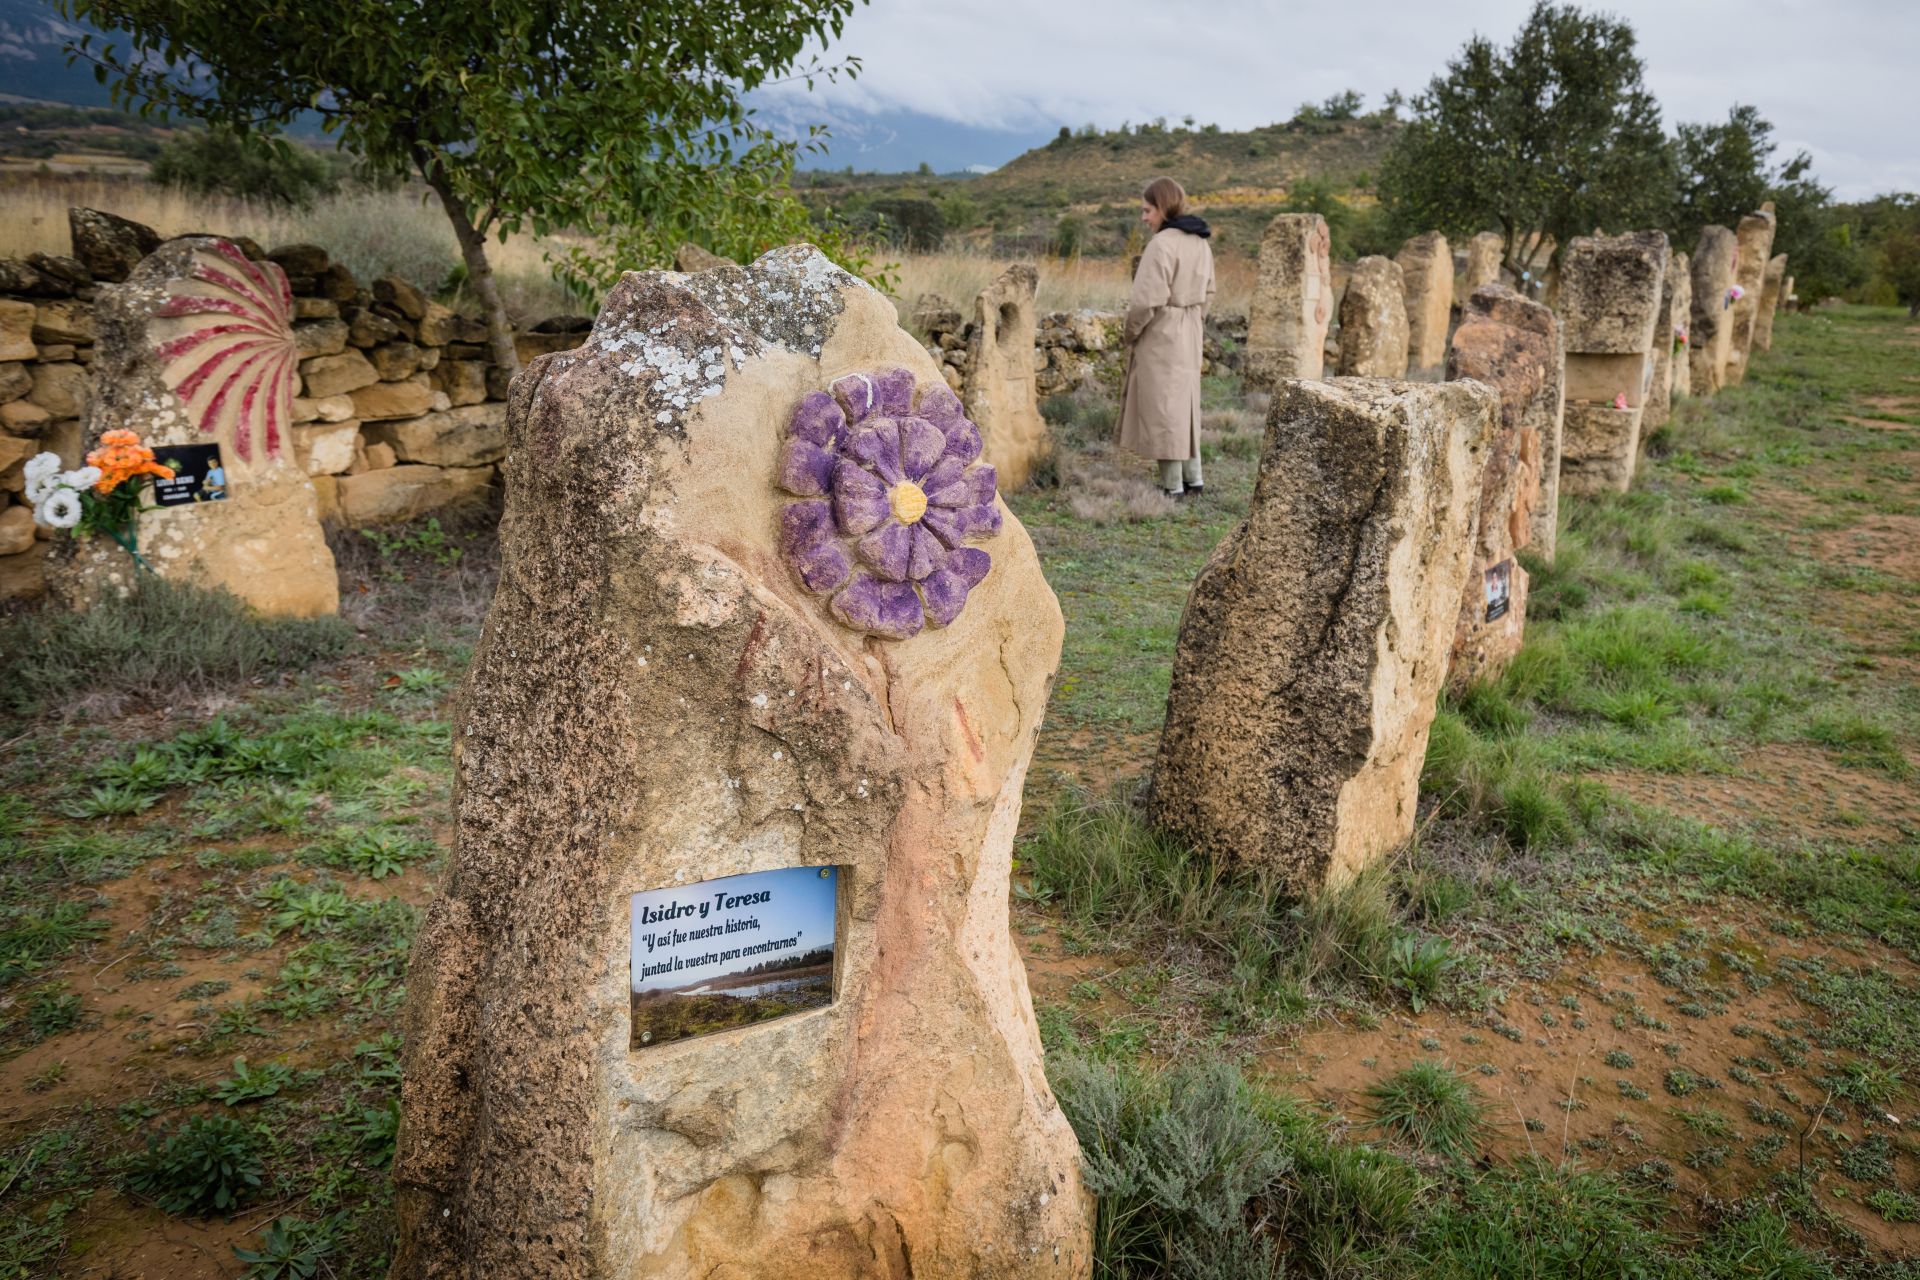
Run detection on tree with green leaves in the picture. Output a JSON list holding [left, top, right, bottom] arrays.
[[61, 0, 869, 371], [1670, 104, 1775, 243], [149, 125, 338, 209], [1377, 1, 1672, 280]]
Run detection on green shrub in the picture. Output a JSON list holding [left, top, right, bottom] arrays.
[[150, 126, 339, 208], [125, 1113, 267, 1216], [0, 577, 352, 717]]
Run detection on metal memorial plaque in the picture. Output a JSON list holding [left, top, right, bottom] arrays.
[[629, 865, 838, 1049], [151, 443, 230, 507], [1484, 558, 1513, 622]]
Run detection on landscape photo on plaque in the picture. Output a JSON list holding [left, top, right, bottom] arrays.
[[1484, 558, 1513, 622], [150, 443, 230, 507], [629, 865, 838, 1049]]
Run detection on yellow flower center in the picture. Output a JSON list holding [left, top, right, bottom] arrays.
[[889, 481, 928, 525]]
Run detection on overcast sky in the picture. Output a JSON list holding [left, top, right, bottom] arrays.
[[762, 0, 1918, 199]]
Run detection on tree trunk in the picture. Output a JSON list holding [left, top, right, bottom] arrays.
[[419, 153, 521, 376]]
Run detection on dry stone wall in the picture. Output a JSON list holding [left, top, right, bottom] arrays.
[[0, 206, 588, 603]]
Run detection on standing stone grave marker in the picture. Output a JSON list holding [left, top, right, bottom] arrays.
[[1689, 226, 1738, 396], [1246, 212, 1332, 388], [391, 246, 1088, 1280], [1465, 232, 1505, 293], [1754, 253, 1788, 353], [962, 263, 1048, 492], [1335, 256, 1410, 378], [1445, 285, 1562, 689], [1146, 378, 1494, 891], [51, 236, 338, 616], [1556, 230, 1669, 495], [1643, 247, 1691, 435], [1666, 251, 1693, 404], [1725, 207, 1777, 385], [1396, 231, 1454, 379]]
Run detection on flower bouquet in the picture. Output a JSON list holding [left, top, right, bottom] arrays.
[[1673, 327, 1689, 355], [1725, 284, 1745, 305], [26, 429, 176, 571]]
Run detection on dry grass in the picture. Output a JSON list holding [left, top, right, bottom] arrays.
[[0, 174, 582, 320], [887, 248, 1254, 320]]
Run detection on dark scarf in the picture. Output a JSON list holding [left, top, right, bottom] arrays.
[[1161, 214, 1211, 239]]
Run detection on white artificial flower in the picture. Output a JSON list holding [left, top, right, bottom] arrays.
[[22, 452, 61, 504], [61, 465, 102, 491], [35, 487, 83, 530]]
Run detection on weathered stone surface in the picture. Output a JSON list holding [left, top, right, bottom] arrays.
[[369, 341, 423, 381], [1559, 231, 1668, 354], [27, 253, 91, 291], [301, 350, 380, 399], [0, 400, 50, 434], [390, 245, 1088, 1280], [431, 359, 487, 407], [373, 275, 428, 321], [1395, 231, 1453, 377], [0, 541, 47, 601], [513, 330, 585, 365], [1665, 252, 1692, 403], [363, 441, 398, 470], [0, 503, 35, 556], [910, 291, 962, 336], [69, 207, 161, 283], [347, 307, 403, 348], [1146, 378, 1494, 889], [351, 373, 435, 421], [1465, 232, 1505, 292], [673, 242, 737, 272], [293, 297, 339, 320], [365, 402, 506, 467], [1688, 226, 1738, 395], [268, 243, 330, 277], [334, 462, 490, 523], [1246, 213, 1332, 387], [0, 362, 30, 403], [1644, 249, 1690, 434], [1558, 231, 1668, 495], [0, 434, 34, 475], [962, 263, 1048, 492], [31, 300, 94, 346], [294, 421, 361, 475], [1445, 286, 1559, 688], [1725, 209, 1777, 385], [294, 317, 350, 358], [318, 262, 360, 302], [1, 301, 39, 362], [27, 362, 87, 420], [51, 237, 338, 618], [417, 301, 458, 348], [1334, 257, 1409, 377], [1754, 253, 1787, 353]]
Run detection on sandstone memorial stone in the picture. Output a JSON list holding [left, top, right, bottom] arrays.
[[1465, 232, 1505, 292], [1445, 285, 1561, 688], [1556, 230, 1669, 495], [1666, 251, 1693, 403], [1396, 231, 1454, 378], [1725, 207, 1777, 385], [1146, 378, 1494, 890], [1754, 253, 1787, 353], [391, 245, 1088, 1279], [50, 237, 338, 617], [961, 262, 1048, 492], [1335, 256, 1410, 378], [1246, 212, 1332, 387], [1643, 248, 1690, 434], [1689, 225, 1738, 395]]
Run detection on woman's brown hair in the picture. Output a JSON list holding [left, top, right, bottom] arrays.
[[1142, 176, 1187, 221]]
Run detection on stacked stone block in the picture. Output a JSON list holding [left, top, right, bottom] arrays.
[[1556, 231, 1670, 495]]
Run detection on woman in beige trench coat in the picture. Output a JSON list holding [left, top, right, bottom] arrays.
[[1119, 176, 1216, 498]]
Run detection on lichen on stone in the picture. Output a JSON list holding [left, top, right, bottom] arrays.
[[776, 367, 999, 640]]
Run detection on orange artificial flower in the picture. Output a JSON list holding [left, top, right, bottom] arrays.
[[86, 430, 175, 495]]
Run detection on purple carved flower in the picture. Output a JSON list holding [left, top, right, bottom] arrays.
[[777, 368, 1000, 639]]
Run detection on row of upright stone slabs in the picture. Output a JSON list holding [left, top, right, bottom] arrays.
[[1644, 250, 1693, 435], [1147, 377, 1494, 892], [1555, 230, 1671, 496], [53, 236, 338, 616], [1396, 231, 1454, 380], [1726, 205, 1778, 387], [390, 247, 1090, 1278], [1689, 225, 1739, 396]]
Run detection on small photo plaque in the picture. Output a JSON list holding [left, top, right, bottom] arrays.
[[629, 865, 838, 1049], [1484, 558, 1513, 622], [151, 443, 230, 507]]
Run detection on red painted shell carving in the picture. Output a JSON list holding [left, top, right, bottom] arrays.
[[151, 240, 296, 463]]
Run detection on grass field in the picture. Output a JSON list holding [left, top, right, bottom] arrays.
[[0, 307, 1915, 1275]]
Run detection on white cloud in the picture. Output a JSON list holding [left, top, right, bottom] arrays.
[[762, 0, 1920, 198]]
